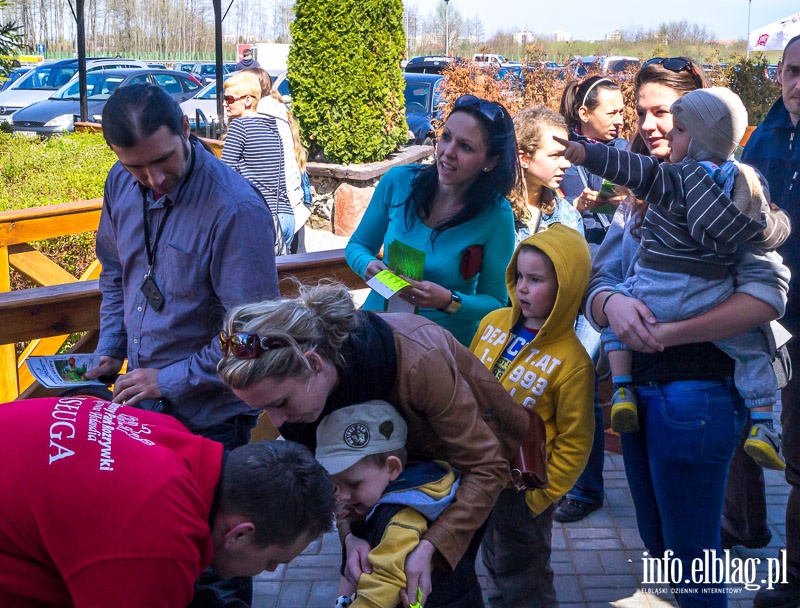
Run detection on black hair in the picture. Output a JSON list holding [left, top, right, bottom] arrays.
[[219, 440, 335, 547], [559, 75, 621, 133], [784, 34, 800, 61], [402, 98, 520, 244], [101, 83, 185, 148]]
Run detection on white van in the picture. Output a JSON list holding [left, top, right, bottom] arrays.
[[0, 57, 149, 122], [472, 54, 507, 67]]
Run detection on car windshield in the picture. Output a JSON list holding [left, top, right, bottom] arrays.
[[13, 65, 78, 91], [197, 82, 217, 100], [404, 82, 431, 113], [52, 73, 127, 100]]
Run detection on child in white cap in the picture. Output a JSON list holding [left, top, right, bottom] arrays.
[[558, 86, 791, 470], [315, 401, 482, 608]]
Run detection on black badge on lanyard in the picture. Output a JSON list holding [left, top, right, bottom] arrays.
[[140, 273, 166, 311], [139, 141, 196, 313]]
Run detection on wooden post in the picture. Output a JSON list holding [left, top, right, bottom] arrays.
[[0, 245, 18, 402]]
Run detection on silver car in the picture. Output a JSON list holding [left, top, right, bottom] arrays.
[[10, 68, 201, 137], [0, 57, 149, 123]]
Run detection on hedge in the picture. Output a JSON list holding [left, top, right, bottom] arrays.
[[289, 0, 407, 164]]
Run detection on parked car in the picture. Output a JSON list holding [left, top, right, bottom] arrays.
[[0, 57, 150, 123], [171, 61, 199, 73], [190, 62, 238, 84], [567, 55, 640, 77], [767, 64, 779, 81], [472, 53, 507, 67], [404, 56, 458, 74], [0, 66, 34, 92], [10, 68, 202, 137], [403, 72, 444, 145]]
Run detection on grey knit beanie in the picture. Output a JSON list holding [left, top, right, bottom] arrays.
[[670, 87, 748, 162]]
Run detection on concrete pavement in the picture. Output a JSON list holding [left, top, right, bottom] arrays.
[[252, 451, 791, 608]]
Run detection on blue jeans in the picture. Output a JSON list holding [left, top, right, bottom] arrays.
[[622, 379, 747, 607], [567, 316, 605, 505], [278, 212, 296, 250]]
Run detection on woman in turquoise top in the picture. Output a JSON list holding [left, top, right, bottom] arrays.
[[346, 95, 519, 345]]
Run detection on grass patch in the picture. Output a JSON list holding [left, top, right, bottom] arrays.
[[0, 131, 116, 211], [0, 132, 115, 288]]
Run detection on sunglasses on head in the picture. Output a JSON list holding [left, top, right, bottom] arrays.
[[454, 94, 506, 125], [219, 331, 290, 359], [642, 57, 703, 86], [224, 95, 249, 105]]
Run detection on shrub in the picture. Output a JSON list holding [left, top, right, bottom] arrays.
[[433, 60, 640, 141], [723, 54, 780, 126], [289, 0, 407, 164]]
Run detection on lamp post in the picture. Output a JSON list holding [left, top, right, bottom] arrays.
[[444, 0, 450, 56], [746, 0, 752, 57]]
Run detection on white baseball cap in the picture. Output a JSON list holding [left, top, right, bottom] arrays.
[[315, 401, 407, 475]]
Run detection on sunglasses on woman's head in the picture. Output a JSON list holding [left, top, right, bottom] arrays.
[[219, 331, 290, 359], [642, 57, 703, 87], [224, 95, 248, 105], [454, 94, 506, 125]]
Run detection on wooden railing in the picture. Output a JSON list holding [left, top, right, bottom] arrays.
[[0, 199, 363, 401], [0, 198, 623, 453], [0, 200, 104, 401]]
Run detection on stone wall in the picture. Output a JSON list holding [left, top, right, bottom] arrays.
[[306, 144, 433, 237]]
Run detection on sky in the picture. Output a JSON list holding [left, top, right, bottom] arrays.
[[404, 0, 798, 43]]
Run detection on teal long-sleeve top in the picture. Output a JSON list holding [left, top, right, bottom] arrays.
[[345, 165, 516, 346]]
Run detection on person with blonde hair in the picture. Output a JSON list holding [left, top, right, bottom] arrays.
[[245, 67, 312, 252], [221, 70, 294, 249], [509, 106, 583, 243], [216, 281, 529, 608]]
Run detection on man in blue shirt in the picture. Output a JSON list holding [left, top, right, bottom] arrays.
[[87, 84, 279, 445], [86, 84, 280, 607], [743, 34, 800, 608]]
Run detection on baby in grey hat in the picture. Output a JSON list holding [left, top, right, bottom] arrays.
[[316, 401, 480, 608], [558, 86, 790, 471]]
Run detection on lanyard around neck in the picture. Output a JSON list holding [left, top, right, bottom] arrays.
[[141, 142, 196, 274]]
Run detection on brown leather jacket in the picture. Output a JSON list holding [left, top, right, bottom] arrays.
[[378, 313, 528, 570]]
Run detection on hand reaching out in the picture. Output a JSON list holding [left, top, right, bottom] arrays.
[[553, 135, 586, 165]]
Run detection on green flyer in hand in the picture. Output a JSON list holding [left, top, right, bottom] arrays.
[[387, 240, 425, 281]]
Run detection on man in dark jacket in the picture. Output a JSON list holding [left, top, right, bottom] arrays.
[[744, 33, 800, 608], [235, 48, 260, 71]]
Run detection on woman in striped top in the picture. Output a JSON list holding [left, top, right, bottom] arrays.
[[221, 71, 294, 249]]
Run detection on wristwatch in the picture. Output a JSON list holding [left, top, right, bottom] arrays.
[[442, 290, 462, 314]]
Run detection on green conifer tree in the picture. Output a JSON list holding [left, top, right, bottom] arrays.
[[289, 0, 407, 164]]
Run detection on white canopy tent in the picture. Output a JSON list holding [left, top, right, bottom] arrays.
[[748, 12, 800, 52]]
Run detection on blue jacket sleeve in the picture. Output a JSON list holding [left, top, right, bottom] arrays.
[[95, 176, 129, 360], [345, 172, 396, 277]]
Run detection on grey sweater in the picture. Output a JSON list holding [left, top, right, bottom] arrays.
[[581, 143, 790, 279]]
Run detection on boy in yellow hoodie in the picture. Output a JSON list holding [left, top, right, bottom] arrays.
[[471, 223, 595, 607]]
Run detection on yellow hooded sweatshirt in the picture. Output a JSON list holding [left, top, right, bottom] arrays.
[[470, 223, 595, 515]]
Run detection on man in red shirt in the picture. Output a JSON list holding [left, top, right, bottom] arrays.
[[0, 396, 335, 607]]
